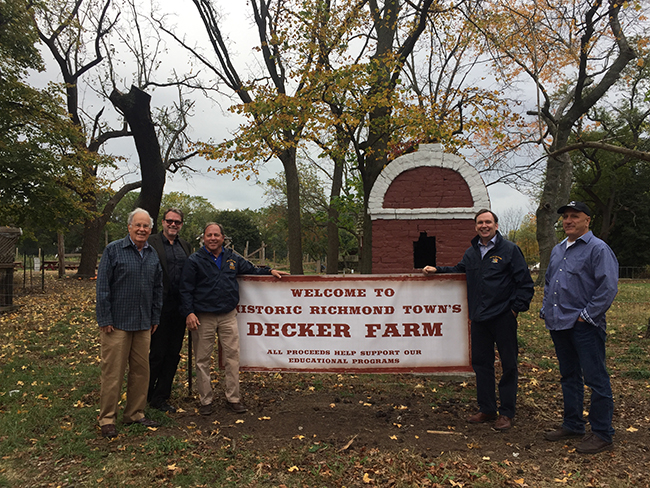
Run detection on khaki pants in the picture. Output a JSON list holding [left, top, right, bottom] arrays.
[[99, 328, 151, 426], [191, 310, 240, 405]]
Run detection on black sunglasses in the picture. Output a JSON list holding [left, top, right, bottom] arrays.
[[164, 219, 183, 226]]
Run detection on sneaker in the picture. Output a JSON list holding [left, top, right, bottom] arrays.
[[577, 433, 613, 454], [544, 427, 584, 442], [199, 403, 214, 416]]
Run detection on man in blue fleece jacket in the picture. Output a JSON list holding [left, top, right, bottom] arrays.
[[180, 222, 288, 415], [423, 209, 534, 431]]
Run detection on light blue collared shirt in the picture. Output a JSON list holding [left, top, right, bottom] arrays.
[[478, 234, 498, 259], [541, 231, 619, 330]]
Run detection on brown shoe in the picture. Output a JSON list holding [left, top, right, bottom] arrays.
[[544, 427, 584, 442], [199, 403, 214, 416], [227, 402, 248, 413], [467, 411, 498, 423], [494, 415, 513, 431], [576, 433, 613, 454], [101, 424, 118, 438], [124, 417, 161, 427]]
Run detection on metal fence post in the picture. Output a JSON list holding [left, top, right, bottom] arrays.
[[187, 329, 193, 397]]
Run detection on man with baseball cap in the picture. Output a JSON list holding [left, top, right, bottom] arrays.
[[541, 201, 619, 453]]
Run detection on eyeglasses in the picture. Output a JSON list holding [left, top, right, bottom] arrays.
[[164, 219, 183, 226]]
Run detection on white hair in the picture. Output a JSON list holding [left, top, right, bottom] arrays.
[[128, 208, 154, 227]]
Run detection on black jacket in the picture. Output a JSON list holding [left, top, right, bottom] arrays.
[[148, 232, 192, 301], [436, 232, 534, 322], [179, 247, 272, 317]]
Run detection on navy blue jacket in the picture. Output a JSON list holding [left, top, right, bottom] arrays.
[[179, 247, 272, 317], [436, 232, 534, 322]]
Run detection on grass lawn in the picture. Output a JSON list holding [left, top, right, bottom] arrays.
[[1, 275, 649, 487]]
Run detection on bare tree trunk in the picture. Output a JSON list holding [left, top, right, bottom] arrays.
[[357, 0, 433, 273], [325, 127, 348, 275], [76, 181, 141, 278], [360, 103, 391, 273], [359, 194, 373, 274], [110, 86, 165, 227], [57, 232, 65, 278], [77, 217, 103, 278], [280, 147, 304, 275], [326, 157, 344, 274], [536, 152, 573, 284]]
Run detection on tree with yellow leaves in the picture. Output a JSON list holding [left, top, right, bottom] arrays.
[[467, 0, 644, 278]]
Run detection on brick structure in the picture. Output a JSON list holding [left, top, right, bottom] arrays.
[[368, 143, 490, 274]]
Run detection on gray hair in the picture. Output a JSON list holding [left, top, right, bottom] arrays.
[[128, 208, 154, 227]]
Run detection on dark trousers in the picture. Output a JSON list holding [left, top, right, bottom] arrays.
[[550, 321, 614, 442], [471, 310, 519, 418], [148, 304, 186, 406]]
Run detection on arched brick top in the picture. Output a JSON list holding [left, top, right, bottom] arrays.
[[368, 143, 490, 220], [383, 166, 473, 208]]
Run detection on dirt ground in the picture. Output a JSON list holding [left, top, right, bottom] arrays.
[[138, 369, 650, 485], [9, 276, 649, 485]]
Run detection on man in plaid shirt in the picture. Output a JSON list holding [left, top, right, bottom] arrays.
[[96, 208, 163, 438]]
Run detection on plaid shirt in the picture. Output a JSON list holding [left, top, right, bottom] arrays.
[[96, 235, 163, 331]]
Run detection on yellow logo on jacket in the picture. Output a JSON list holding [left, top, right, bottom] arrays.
[[227, 259, 237, 270], [491, 255, 503, 264]]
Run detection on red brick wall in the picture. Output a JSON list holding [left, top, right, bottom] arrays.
[[372, 219, 476, 274], [383, 167, 473, 208]]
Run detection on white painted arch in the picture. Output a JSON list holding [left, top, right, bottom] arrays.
[[367, 143, 490, 220]]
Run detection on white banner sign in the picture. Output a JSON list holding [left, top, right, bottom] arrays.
[[235, 274, 470, 373]]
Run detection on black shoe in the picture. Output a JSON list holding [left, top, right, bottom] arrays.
[[199, 403, 214, 416], [152, 401, 176, 413], [124, 417, 161, 427], [101, 424, 118, 438], [227, 402, 248, 413]]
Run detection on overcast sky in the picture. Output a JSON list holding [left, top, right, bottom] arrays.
[[155, 1, 533, 217], [33, 0, 534, 219]]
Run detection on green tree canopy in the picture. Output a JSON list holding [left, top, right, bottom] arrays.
[[215, 209, 263, 257], [105, 191, 218, 251], [570, 39, 650, 267], [0, 0, 93, 234]]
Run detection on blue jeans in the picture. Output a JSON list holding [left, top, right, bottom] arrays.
[[550, 321, 614, 442]]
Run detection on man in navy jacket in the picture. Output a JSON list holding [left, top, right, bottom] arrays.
[[423, 209, 534, 431], [180, 222, 288, 415]]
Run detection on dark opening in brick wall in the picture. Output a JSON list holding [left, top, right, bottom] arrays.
[[413, 232, 436, 269]]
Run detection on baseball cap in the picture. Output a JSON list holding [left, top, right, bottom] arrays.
[[557, 201, 591, 217]]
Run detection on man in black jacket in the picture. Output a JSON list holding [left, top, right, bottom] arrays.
[[147, 208, 192, 413], [180, 222, 288, 416], [423, 209, 534, 431]]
